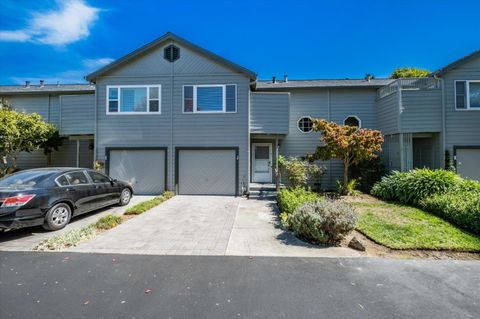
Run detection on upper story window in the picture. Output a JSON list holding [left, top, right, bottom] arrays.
[[297, 116, 313, 133], [183, 84, 236, 113], [344, 115, 361, 128], [107, 85, 161, 114], [455, 80, 480, 110]]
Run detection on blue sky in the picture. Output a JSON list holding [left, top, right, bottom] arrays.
[[0, 0, 479, 84]]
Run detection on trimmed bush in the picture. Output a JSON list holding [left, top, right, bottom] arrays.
[[289, 200, 356, 245], [277, 187, 318, 217], [95, 214, 122, 230], [124, 191, 174, 215], [421, 189, 480, 234], [371, 169, 459, 205]]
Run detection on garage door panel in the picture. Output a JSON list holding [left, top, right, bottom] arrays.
[[457, 149, 480, 181], [178, 149, 236, 195], [109, 149, 165, 195]]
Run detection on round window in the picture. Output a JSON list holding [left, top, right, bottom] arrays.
[[298, 117, 313, 133]]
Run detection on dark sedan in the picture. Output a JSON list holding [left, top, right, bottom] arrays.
[[0, 168, 133, 231]]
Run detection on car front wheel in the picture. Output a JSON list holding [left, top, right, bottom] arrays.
[[43, 203, 72, 231], [119, 188, 132, 206]]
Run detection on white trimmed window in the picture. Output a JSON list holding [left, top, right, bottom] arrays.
[[183, 84, 236, 113], [107, 85, 161, 114], [455, 80, 480, 110], [297, 116, 313, 133]]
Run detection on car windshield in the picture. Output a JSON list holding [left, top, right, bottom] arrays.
[[0, 170, 57, 188]]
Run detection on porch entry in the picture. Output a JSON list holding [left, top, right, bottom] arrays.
[[252, 143, 272, 183]]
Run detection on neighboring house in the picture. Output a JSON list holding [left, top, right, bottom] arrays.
[[1, 33, 479, 195]]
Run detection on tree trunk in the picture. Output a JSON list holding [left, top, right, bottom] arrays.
[[343, 162, 350, 195]]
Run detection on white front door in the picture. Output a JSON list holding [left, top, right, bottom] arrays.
[[252, 143, 272, 183]]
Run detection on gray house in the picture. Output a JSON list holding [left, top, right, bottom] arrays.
[[1, 33, 479, 195]]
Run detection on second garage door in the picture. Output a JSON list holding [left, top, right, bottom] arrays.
[[177, 149, 237, 195], [109, 149, 166, 195], [456, 148, 480, 181]]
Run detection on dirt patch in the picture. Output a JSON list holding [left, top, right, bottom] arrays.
[[343, 230, 480, 260]]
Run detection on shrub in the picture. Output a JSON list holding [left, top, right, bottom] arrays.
[[34, 225, 96, 251], [421, 192, 480, 234], [288, 200, 356, 245], [278, 156, 325, 188], [336, 179, 359, 196], [371, 169, 459, 205], [124, 191, 174, 215], [95, 214, 122, 230], [351, 156, 386, 192], [277, 187, 318, 217]]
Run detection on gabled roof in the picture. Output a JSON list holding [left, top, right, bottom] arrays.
[[256, 79, 393, 89], [85, 32, 257, 82], [0, 84, 94, 94], [431, 49, 480, 77]]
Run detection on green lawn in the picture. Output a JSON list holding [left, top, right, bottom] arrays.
[[351, 197, 480, 252]]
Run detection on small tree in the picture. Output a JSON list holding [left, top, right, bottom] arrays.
[[310, 119, 384, 195], [390, 67, 430, 79], [0, 108, 57, 176], [40, 129, 65, 167]]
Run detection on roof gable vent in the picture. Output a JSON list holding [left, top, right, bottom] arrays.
[[164, 44, 180, 62]]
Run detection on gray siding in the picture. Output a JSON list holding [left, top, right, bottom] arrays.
[[401, 89, 442, 133], [267, 88, 378, 190], [60, 94, 95, 135], [95, 42, 250, 194], [5, 94, 60, 127], [442, 56, 480, 155], [376, 91, 399, 135], [250, 92, 289, 134]]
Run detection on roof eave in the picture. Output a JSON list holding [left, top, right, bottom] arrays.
[[85, 32, 257, 82]]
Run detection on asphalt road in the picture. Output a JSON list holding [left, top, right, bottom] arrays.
[[1, 252, 479, 319]]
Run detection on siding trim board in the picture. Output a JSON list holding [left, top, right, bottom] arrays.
[[105, 147, 168, 192], [175, 147, 239, 196]]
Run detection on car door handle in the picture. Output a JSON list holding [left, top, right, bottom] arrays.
[[65, 187, 75, 192]]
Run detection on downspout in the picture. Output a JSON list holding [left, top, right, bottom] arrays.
[[397, 80, 405, 171], [327, 89, 332, 189], [440, 77, 446, 168], [93, 83, 98, 170], [171, 41, 175, 192]]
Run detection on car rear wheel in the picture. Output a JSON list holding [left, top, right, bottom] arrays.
[[43, 203, 72, 231], [119, 188, 132, 206]]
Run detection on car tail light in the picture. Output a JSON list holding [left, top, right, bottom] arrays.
[[1, 194, 36, 208]]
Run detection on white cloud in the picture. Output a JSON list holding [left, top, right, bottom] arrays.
[[0, 30, 31, 42], [0, 0, 100, 46], [10, 56, 115, 84], [82, 57, 114, 69]]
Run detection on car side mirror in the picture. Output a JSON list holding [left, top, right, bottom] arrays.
[[110, 178, 117, 185]]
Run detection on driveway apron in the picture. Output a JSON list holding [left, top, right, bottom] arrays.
[[70, 196, 240, 255]]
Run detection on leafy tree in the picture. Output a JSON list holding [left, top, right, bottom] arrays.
[[390, 67, 430, 79], [0, 108, 57, 176], [40, 130, 66, 167], [309, 119, 384, 195]]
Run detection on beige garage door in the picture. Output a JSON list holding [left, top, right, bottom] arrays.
[[456, 148, 480, 181], [109, 149, 166, 195], [178, 149, 237, 195]]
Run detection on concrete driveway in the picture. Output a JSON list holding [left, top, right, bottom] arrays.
[[70, 195, 358, 257], [71, 196, 240, 255], [0, 196, 153, 251]]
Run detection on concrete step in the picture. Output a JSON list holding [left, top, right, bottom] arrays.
[[248, 189, 277, 199]]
